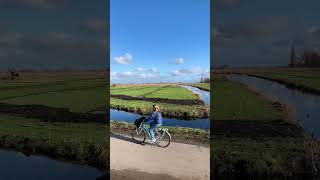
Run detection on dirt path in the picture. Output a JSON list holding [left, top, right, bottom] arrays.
[[110, 133, 210, 180]]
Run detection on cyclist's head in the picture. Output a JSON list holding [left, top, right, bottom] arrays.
[[153, 105, 160, 112]]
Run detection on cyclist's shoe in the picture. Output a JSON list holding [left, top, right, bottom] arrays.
[[150, 139, 156, 144]]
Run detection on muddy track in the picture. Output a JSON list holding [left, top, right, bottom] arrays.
[[110, 94, 205, 105], [0, 103, 106, 124], [213, 120, 304, 138]]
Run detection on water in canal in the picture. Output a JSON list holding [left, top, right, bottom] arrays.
[[227, 74, 320, 138], [181, 85, 210, 106], [0, 149, 106, 179], [110, 85, 210, 130]]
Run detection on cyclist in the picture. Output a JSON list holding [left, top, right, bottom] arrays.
[[144, 105, 163, 144]]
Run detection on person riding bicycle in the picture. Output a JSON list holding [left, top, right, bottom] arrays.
[[144, 105, 163, 144]]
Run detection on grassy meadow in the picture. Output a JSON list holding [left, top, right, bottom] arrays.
[[187, 83, 210, 91], [0, 114, 108, 169], [0, 72, 106, 112], [110, 120, 209, 145], [212, 73, 320, 176], [0, 71, 108, 169], [212, 75, 285, 121], [111, 84, 198, 99], [110, 84, 209, 119]]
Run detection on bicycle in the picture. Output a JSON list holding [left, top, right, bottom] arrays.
[[132, 117, 171, 147]]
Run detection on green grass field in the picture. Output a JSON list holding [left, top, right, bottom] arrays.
[[0, 72, 107, 112], [110, 84, 209, 119], [212, 76, 285, 121], [110, 98, 208, 119], [0, 71, 108, 169], [211, 75, 320, 176], [111, 120, 209, 144], [111, 84, 198, 99], [212, 136, 310, 176], [0, 114, 108, 169]]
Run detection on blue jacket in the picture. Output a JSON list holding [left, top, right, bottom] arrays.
[[146, 111, 163, 124]]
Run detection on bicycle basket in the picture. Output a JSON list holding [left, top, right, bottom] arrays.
[[134, 117, 145, 127]]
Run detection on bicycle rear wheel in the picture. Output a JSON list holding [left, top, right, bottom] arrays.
[[156, 131, 171, 147], [132, 127, 146, 144]]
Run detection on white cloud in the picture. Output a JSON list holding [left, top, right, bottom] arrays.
[[140, 73, 156, 78], [175, 58, 184, 64], [113, 53, 133, 65], [151, 67, 158, 72], [111, 67, 160, 80], [136, 67, 145, 72], [170, 66, 206, 76]]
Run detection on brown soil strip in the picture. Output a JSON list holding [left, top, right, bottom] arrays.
[[110, 94, 204, 105], [0, 103, 106, 124], [213, 120, 304, 138]]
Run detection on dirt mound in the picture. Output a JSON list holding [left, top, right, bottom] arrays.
[[0, 103, 106, 123], [110, 94, 204, 105]]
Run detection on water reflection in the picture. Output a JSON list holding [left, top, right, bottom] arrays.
[[0, 149, 105, 180], [181, 85, 210, 106], [110, 85, 210, 130], [110, 109, 210, 130], [227, 75, 320, 138]]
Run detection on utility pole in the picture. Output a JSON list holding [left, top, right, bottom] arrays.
[[289, 40, 296, 67]]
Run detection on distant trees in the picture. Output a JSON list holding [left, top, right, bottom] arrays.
[[216, 65, 230, 69], [200, 76, 210, 83], [289, 45, 320, 67]]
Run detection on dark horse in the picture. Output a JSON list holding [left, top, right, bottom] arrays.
[[9, 70, 19, 80]]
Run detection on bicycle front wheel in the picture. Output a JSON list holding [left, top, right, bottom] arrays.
[[132, 127, 146, 144], [156, 131, 171, 147]]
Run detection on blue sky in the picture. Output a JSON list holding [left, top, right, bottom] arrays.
[[110, 0, 210, 83]]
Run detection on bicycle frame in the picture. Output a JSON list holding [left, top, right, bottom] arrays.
[[139, 122, 168, 140]]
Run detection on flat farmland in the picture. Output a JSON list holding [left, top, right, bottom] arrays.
[[0, 71, 107, 112], [0, 71, 108, 170], [110, 84, 209, 119]]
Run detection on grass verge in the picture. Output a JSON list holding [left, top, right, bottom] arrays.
[[216, 68, 320, 94], [110, 120, 209, 145], [111, 98, 209, 119], [0, 114, 108, 170], [212, 76, 286, 121], [187, 83, 210, 91]]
